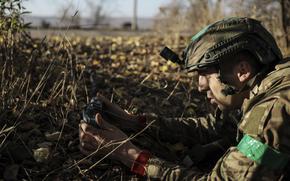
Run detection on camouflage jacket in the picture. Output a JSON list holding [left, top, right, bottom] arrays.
[[137, 59, 290, 180], [137, 108, 240, 165]]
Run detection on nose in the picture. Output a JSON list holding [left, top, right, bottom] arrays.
[[198, 75, 209, 92]]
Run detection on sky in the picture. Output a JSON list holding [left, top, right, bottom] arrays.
[[23, 0, 169, 18]]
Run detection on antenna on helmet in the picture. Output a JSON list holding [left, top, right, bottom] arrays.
[[160, 47, 183, 65]]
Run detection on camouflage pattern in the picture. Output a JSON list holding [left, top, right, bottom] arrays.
[[148, 109, 238, 145], [182, 17, 282, 72], [141, 109, 240, 164], [143, 59, 290, 180]]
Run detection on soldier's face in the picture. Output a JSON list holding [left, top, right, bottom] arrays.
[[197, 67, 246, 110]]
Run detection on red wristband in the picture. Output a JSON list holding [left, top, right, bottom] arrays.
[[131, 150, 151, 176]]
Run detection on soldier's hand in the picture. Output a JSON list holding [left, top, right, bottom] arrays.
[[79, 113, 141, 167], [97, 93, 147, 131], [97, 93, 135, 121]]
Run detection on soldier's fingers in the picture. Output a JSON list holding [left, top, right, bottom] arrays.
[[80, 140, 98, 151], [80, 132, 95, 143], [79, 145, 94, 156], [80, 121, 120, 146], [79, 122, 99, 134], [79, 124, 86, 140], [95, 113, 114, 130], [79, 124, 95, 141], [79, 122, 90, 133], [80, 129, 107, 148], [92, 134, 106, 145]]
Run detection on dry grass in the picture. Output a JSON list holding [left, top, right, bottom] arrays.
[[0, 29, 209, 180]]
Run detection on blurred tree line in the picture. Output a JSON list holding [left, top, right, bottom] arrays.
[[40, 0, 108, 29], [154, 0, 290, 55]]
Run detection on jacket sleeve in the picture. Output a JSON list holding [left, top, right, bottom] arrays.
[[144, 109, 238, 150], [145, 114, 220, 146], [141, 98, 290, 180]]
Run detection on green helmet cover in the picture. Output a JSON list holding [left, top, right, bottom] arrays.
[[183, 17, 283, 72]]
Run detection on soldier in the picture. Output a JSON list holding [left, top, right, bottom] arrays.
[[79, 17, 290, 180]]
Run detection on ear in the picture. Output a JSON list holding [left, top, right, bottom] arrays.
[[235, 61, 252, 83]]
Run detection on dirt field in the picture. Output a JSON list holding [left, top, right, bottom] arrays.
[[0, 28, 211, 180]]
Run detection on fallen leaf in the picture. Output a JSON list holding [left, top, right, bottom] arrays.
[[33, 147, 50, 163]]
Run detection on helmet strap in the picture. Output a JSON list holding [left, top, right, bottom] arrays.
[[217, 68, 239, 96], [221, 84, 239, 96]]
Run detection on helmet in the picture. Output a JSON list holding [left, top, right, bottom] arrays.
[[183, 17, 282, 72], [160, 17, 283, 95]]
